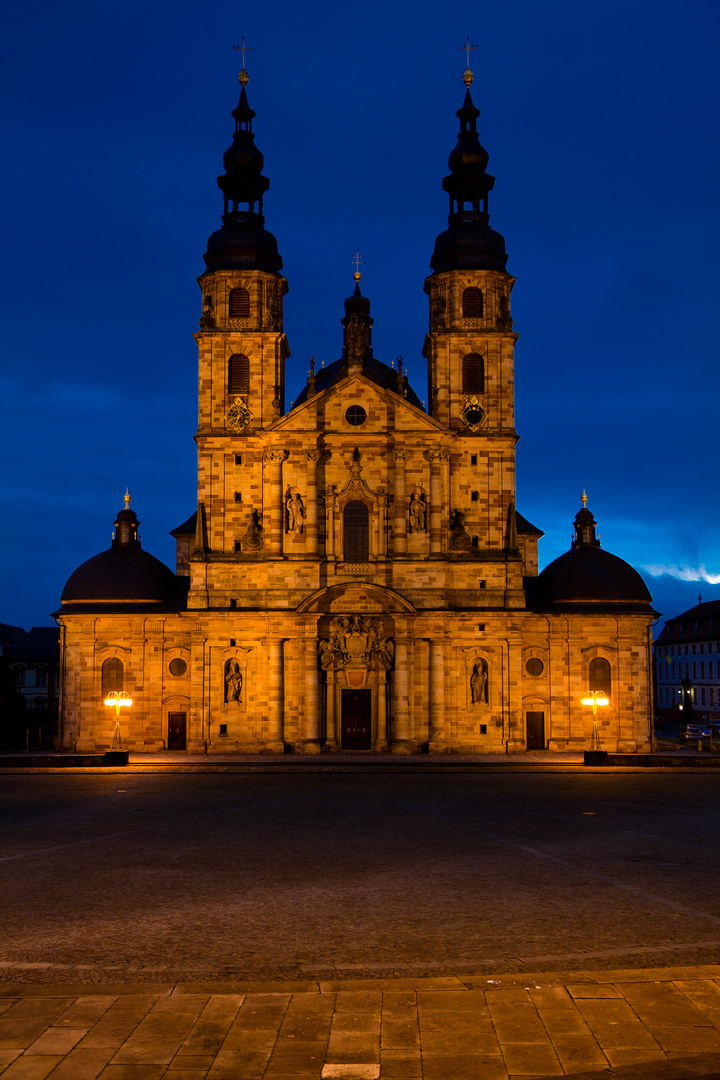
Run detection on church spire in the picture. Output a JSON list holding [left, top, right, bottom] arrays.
[[572, 493, 601, 549]]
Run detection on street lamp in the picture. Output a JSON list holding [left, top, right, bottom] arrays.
[[103, 690, 132, 750], [581, 690, 609, 750]]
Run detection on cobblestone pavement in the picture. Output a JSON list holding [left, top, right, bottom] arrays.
[[1, 967, 720, 1078]]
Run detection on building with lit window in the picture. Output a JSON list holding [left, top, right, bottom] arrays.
[[654, 599, 720, 723], [54, 66, 656, 755]]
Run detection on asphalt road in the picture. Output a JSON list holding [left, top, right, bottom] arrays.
[[2, 771, 720, 984]]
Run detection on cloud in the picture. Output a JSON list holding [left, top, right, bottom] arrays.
[[642, 564, 720, 585]]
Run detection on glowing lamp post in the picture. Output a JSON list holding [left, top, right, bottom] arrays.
[[104, 690, 132, 751], [581, 690, 609, 751]]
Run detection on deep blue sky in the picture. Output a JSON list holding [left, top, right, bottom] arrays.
[[1, 0, 718, 634]]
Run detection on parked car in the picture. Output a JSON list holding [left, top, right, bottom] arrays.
[[679, 724, 712, 743]]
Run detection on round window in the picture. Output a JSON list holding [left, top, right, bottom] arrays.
[[345, 405, 367, 426], [526, 657, 544, 677], [169, 658, 187, 677]]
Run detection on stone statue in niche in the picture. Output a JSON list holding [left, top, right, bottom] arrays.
[[199, 294, 215, 329], [242, 508, 263, 551], [286, 489, 305, 533], [319, 616, 394, 670], [225, 659, 243, 703], [471, 660, 488, 705], [449, 510, 472, 552], [409, 489, 426, 532]]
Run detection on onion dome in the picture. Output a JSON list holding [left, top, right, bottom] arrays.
[[59, 494, 179, 608], [429, 70, 508, 275], [531, 495, 653, 609], [203, 70, 282, 275]]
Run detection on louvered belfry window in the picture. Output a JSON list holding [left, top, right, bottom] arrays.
[[228, 354, 250, 394], [101, 657, 123, 695], [589, 657, 611, 696], [228, 287, 250, 318], [462, 287, 483, 318], [343, 500, 370, 562], [462, 353, 485, 395]]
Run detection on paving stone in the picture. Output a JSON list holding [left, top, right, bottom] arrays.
[[168, 1054, 215, 1069], [617, 982, 715, 1028], [41, 1046, 115, 1079], [379, 1019, 419, 1048], [0, 1048, 22, 1070], [378, 1048, 421, 1077], [331, 1014, 381, 1035], [325, 1031, 380, 1064], [25, 1026, 87, 1055], [420, 1053, 507, 1079], [0, 1001, 20, 1018], [526, 987, 575, 1009], [648, 1024, 720, 1052], [491, 1014, 551, 1043], [420, 1030, 501, 1055], [0, 1019, 58, 1050], [602, 1045, 669, 1068], [2, 999, 74, 1020], [322, 1067, 380, 1079], [573, 997, 642, 1024], [535, 1007, 592, 1037], [586, 1021, 661, 1049], [0, 1057, 64, 1079], [334, 993, 382, 1015], [163, 1071, 209, 1080], [111, 1037, 184, 1065], [565, 984, 624, 999], [549, 1034, 608, 1070], [278, 1016, 332, 1041], [286, 994, 336, 1018], [54, 996, 118, 1027], [500, 1041, 563, 1075], [218, 1024, 279, 1052], [206, 1048, 270, 1078], [267, 1037, 328, 1069], [96, 1066, 168, 1079]]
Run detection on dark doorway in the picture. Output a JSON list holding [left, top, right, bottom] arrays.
[[341, 689, 371, 750], [526, 711, 545, 750], [168, 712, 187, 751]]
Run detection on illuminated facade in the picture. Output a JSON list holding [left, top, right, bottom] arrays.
[[56, 68, 656, 754]]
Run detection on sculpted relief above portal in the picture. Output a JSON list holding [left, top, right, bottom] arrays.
[[318, 616, 394, 671]]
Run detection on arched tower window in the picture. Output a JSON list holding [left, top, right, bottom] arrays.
[[462, 287, 483, 318], [589, 657, 611, 696], [462, 353, 485, 394], [228, 354, 250, 394], [101, 657, 124, 695], [343, 501, 369, 562], [228, 287, 250, 318]]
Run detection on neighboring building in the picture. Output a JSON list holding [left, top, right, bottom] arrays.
[[654, 599, 720, 723], [0, 624, 60, 715], [55, 65, 656, 755]]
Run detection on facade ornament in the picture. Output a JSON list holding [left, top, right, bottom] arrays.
[[496, 294, 513, 330], [306, 449, 321, 464], [286, 489, 305, 533], [393, 449, 406, 463], [449, 509, 472, 552], [263, 448, 288, 464], [225, 659, 243, 703], [241, 508, 263, 551], [199, 294, 216, 329], [470, 659, 488, 704], [318, 616, 394, 670], [226, 397, 253, 431], [409, 489, 426, 532]]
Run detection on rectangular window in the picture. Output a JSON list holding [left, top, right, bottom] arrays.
[[709, 643, 713, 653], [471, 491, 479, 502], [692, 644, 697, 655], [35, 670, 47, 687], [16, 669, 25, 687], [235, 454, 242, 465], [470, 454, 478, 465], [693, 662, 697, 679], [701, 662, 705, 679], [710, 661, 714, 680], [711, 689, 715, 705], [685, 645, 689, 655], [702, 688, 706, 705], [700, 643, 705, 654], [234, 492, 242, 502]]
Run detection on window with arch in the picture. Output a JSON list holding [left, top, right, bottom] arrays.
[[228, 354, 250, 395], [589, 657, 611, 696], [462, 287, 483, 318], [35, 669, 47, 688], [462, 353, 485, 395], [343, 500, 370, 562], [101, 657, 124, 696], [228, 287, 250, 318]]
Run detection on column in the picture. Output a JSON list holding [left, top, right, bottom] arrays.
[[305, 451, 319, 556], [393, 451, 407, 554], [325, 488, 336, 558], [425, 450, 445, 555], [325, 671, 338, 750], [264, 449, 287, 556], [392, 638, 412, 754], [429, 636, 446, 751], [266, 638, 284, 753], [378, 494, 388, 557], [376, 671, 388, 750], [304, 631, 321, 753]]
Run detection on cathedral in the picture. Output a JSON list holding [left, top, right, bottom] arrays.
[[56, 64, 656, 755]]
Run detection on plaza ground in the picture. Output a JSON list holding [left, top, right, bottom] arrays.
[[1, 770, 719, 1077]]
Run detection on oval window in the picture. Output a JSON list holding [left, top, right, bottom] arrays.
[[526, 657, 544, 677], [345, 405, 366, 426], [169, 658, 187, 677]]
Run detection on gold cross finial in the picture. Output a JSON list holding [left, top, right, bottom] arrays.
[[581, 490, 588, 508], [234, 37, 252, 84], [352, 249, 363, 283], [124, 488, 131, 509], [461, 35, 477, 86]]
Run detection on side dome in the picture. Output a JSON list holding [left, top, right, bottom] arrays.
[[59, 496, 178, 607], [533, 497, 653, 608]]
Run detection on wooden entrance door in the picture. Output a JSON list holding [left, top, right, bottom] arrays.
[[168, 712, 187, 751], [341, 690, 371, 750], [526, 711, 545, 750]]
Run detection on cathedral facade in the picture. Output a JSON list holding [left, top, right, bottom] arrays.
[[56, 67, 656, 755]]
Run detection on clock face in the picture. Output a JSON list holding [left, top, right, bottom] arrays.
[[226, 397, 253, 431], [460, 396, 487, 432]]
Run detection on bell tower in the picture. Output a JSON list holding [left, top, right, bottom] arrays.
[[423, 67, 517, 437], [195, 65, 290, 441]]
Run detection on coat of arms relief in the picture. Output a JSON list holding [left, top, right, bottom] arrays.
[[318, 616, 394, 671]]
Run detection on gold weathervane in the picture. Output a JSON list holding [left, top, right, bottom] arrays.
[[234, 37, 252, 84], [123, 488, 131, 509], [461, 35, 477, 87], [352, 249, 363, 284], [581, 490, 588, 507]]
